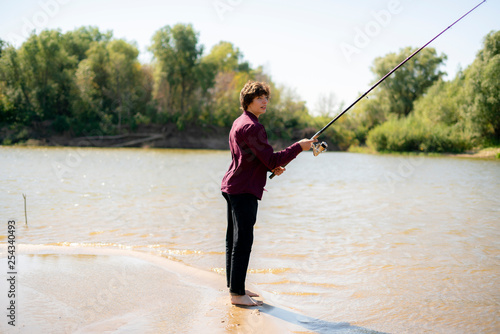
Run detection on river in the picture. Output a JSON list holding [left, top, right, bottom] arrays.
[[1, 146, 499, 333]]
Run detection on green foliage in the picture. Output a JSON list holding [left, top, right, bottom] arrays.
[[371, 47, 446, 116], [0, 39, 5, 57], [341, 96, 387, 146], [337, 47, 448, 148], [0, 30, 79, 128], [198, 41, 253, 128], [356, 33, 498, 154], [0, 25, 497, 153], [367, 115, 470, 153], [413, 77, 464, 126], [411, 30, 500, 147], [202, 41, 247, 73], [71, 37, 147, 134], [263, 85, 309, 141], [61, 26, 113, 62], [150, 24, 207, 129], [204, 71, 251, 127], [461, 30, 500, 142]]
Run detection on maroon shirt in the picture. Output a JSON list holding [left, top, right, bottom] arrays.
[[221, 111, 302, 200]]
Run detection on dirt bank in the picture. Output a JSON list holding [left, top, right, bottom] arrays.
[[14, 123, 297, 151], [18, 124, 230, 150]]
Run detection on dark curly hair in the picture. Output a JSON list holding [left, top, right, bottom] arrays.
[[239, 81, 271, 111]]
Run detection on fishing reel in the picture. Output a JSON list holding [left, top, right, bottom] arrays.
[[312, 141, 328, 156]]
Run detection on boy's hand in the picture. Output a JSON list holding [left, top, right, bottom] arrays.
[[271, 166, 286, 176], [298, 138, 318, 151]]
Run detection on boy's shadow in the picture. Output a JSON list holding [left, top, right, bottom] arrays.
[[260, 303, 389, 334]]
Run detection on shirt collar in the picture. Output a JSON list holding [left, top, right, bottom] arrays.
[[244, 110, 259, 122]]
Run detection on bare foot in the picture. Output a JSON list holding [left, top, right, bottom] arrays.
[[245, 290, 259, 297], [231, 294, 263, 306]]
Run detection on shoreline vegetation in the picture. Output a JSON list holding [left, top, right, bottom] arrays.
[[6, 131, 500, 160], [1, 26, 498, 155]]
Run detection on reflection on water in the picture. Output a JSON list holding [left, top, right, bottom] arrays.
[[1, 146, 499, 333]]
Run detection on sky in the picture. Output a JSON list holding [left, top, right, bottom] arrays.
[[1, 0, 498, 114]]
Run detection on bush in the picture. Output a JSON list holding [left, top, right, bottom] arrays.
[[367, 116, 471, 153], [52, 115, 71, 133]]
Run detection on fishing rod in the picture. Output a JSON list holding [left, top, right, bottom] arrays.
[[270, 0, 486, 179]]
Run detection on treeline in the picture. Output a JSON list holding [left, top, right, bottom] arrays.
[[360, 30, 500, 152], [0, 25, 498, 152], [314, 30, 499, 152], [0, 24, 312, 146]]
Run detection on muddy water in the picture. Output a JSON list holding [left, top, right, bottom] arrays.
[[1, 147, 499, 333]]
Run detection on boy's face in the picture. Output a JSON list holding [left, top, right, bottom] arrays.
[[247, 95, 268, 118]]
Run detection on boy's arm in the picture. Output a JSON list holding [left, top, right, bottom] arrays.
[[243, 124, 302, 170]]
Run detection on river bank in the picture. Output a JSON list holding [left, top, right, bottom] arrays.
[[3, 123, 297, 151], [4, 123, 499, 159], [9, 124, 231, 150], [450, 147, 500, 159], [348, 145, 500, 160]]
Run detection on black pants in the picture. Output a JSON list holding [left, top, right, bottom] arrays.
[[222, 192, 258, 296]]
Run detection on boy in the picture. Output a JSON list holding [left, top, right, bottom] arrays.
[[221, 81, 316, 306]]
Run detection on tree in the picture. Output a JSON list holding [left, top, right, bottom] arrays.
[[62, 26, 113, 62], [73, 38, 146, 133], [198, 41, 253, 127], [371, 47, 447, 116], [2, 30, 78, 129], [314, 92, 339, 118], [343, 96, 387, 146], [262, 81, 311, 141], [150, 23, 204, 127], [412, 30, 500, 144], [106, 39, 142, 129], [0, 39, 5, 58], [0, 45, 32, 124], [461, 30, 500, 142], [202, 41, 249, 73], [73, 57, 102, 131]]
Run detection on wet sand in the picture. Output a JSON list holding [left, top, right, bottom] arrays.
[[0, 245, 315, 334]]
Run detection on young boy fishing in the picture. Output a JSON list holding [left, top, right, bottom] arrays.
[[221, 81, 316, 306]]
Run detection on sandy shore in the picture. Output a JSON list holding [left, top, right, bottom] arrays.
[[450, 147, 500, 159], [0, 245, 326, 334]]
